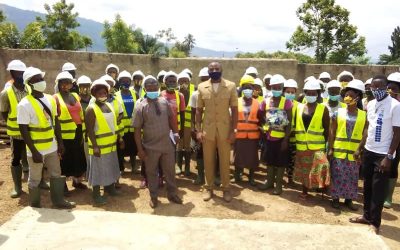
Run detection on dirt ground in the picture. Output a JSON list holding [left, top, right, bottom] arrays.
[[0, 145, 399, 249]]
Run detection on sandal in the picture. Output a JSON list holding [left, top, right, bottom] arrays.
[[349, 216, 370, 225]]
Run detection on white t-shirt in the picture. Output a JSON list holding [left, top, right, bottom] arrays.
[[17, 96, 58, 156], [189, 90, 199, 109], [212, 83, 219, 92], [365, 96, 400, 154]]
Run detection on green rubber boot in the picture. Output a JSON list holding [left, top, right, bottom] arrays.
[[50, 177, 76, 209], [249, 169, 257, 186], [10, 165, 22, 198], [175, 151, 183, 175], [384, 178, 397, 208], [193, 158, 205, 185], [29, 187, 41, 208], [273, 167, 285, 195], [184, 151, 191, 177], [39, 178, 50, 190], [92, 185, 107, 206], [259, 166, 275, 190], [104, 183, 120, 196]]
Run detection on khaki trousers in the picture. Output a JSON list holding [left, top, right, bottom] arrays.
[[28, 151, 61, 188]]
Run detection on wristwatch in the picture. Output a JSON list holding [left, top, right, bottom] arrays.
[[387, 154, 394, 160]]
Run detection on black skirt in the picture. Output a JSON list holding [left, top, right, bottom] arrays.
[[262, 139, 289, 168], [234, 139, 260, 169], [60, 125, 87, 177]]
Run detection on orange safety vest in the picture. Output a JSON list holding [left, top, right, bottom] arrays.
[[236, 97, 260, 139]]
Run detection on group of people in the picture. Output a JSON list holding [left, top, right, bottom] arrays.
[[1, 59, 399, 234]]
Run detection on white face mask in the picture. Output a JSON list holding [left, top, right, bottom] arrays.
[[305, 95, 317, 103], [97, 96, 108, 103], [32, 81, 47, 92]]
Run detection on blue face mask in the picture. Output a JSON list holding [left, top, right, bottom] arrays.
[[372, 89, 387, 101], [120, 83, 130, 89], [328, 94, 341, 101], [146, 91, 159, 100], [284, 93, 296, 101], [209, 72, 222, 81], [242, 89, 253, 98], [271, 90, 282, 97], [305, 95, 317, 103]]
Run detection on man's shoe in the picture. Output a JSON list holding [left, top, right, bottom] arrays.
[[223, 190, 232, 202], [168, 194, 183, 204], [203, 189, 213, 201]]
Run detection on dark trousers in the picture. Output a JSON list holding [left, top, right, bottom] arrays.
[[11, 138, 26, 167], [362, 149, 389, 228]]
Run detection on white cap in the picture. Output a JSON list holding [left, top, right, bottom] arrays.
[[245, 66, 258, 76], [254, 78, 263, 87], [157, 70, 167, 79], [163, 71, 178, 83], [182, 68, 193, 77], [270, 74, 285, 86], [62, 62, 76, 71], [326, 80, 342, 89], [132, 70, 145, 79], [118, 70, 132, 81], [77, 75, 92, 85], [388, 72, 400, 83], [7, 60, 26, 71], [178, 72, 190, 81], [198, 67, 209, 77], [284, 79, 298, 89], [55, 71, 74, 84], [91, 78, 110, 92], [304, 76, 316, 83], [337, 71, 354, 81], [365, 78, 373, 85], [100, 74, 116, 86], [263, 74, 272, 81], [105, 64, 119, 74], [303, 79, 321, 91], [319, 72, 331, 79], [23, 67, 45, 84], [346, 79, 365, 93]]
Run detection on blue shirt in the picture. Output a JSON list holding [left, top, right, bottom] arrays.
[[121, 92, 135, 118]]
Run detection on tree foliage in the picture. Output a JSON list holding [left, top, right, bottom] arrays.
[[102, 14, 138, 53], [37, 0, 92, 50], [286, 0, 366, 63], [20, 22, 46, 49], [379, 26, 400, 65]]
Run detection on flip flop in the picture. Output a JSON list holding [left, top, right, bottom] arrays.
[[349, 216, 370, 225]]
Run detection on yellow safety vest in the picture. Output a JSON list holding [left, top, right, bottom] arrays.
[[295, 103, 326, 151], [26, 94, 56, 152], [115, 89, 137, 133], [56, 92, 84, 140], [257, 95, 264, 103], [111, 98, 124, 137], [290, 100, 298, 143], [323, 99, 347, 109], [333, 108, 366, 161], [88, 102, 117, 155], [6, 87, 22, 136], [184, 83, 195, 128], [264, 97, 287, 138], [175, 91, 181, 130]]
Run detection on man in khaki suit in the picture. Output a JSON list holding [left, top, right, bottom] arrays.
[[196, 62, 238, 202]]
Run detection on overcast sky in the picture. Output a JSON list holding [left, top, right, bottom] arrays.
[[2, 0, 399, 60]]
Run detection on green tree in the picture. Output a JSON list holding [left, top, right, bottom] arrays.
[[102, 14, 138, 53], [169, 47, 187, 58], [0, 22, 20, 48], [136, 33, 167, 57], [20, 22, 46, 49], [37, 0, 92, 50], [379, 26, 400, 65], [286, 0, 366, 63]]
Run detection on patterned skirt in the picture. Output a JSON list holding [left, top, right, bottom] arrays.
[[330, 158, 359, 200], [294, 150, 330, 189]]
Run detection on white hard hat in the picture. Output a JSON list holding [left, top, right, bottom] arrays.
[[132, 70, 145, 79], [270, 74, 285, 86], [182, 68, 193, 77], [198, 67, 209, 77], [319, 72, 331, 79], [245, 66, 258, 76], [303, 79, 321, 91], [284, 79, 298, 89], [91, 78, 110, 92], [105, 63, 119, 74], [263, 74, 272, 81], [304, 76, 316, 83], [7, 60, 26, 71], [100, 74, 116, 86], [77, 75, 92, 85], [337, 71, 354, 81], [23, 67, 45, 84], [62, 62, 77, 71], [388, 72, 400, 83], [143, 75, 158, 86], [118, 70, 132, 81], [326, 80, 342, 89], [163, 71, 178, 83], [254, 78, 263, 87], [365, 78, 372, 85], [178, 72, 190, 81], [55, 71, 74, 84], [346, 79, 365, 93], [157, 70, 167, 79]]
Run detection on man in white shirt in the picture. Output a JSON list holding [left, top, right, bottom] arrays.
[[350, 75, 400, 234]]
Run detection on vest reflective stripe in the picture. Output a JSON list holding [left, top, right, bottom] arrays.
[[6, 87, 21, 136], [184, 83, 195, 128], [295, 103, 326, 151], [88, 102, 117, 155], [264, 97, 286, 138], [116, 89, 137, 133], [236, 98, 260, 139], [111, 98, 125, 137], [175, 91, 181, 130], [26, 94, 56, 152], [57, 92, 84, 139], [290, 100, 299, 143], [333, 108, 366, 161]]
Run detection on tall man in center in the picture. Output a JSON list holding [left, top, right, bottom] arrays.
[[196, 62, 238, 202]]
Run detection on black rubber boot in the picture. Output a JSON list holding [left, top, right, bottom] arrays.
[[231, 167, 243, 183], [104, 183, 120, 196], [249, 169, 256, 186], [92, 185, 107, 206], [175, 151, 183, 175], [50, 177, 76, 209], [273, 167, 284, 195], [259, 166, 274, 190], [29, 187, 41, 208], [184, 151, 191, 177], [10, 165, 22, 198], [193, 158, 205, 185]]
